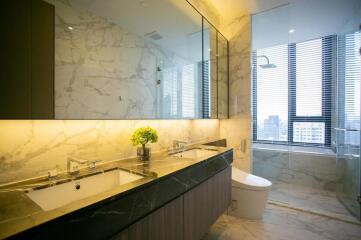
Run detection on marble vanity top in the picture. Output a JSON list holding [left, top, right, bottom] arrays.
[[0, 144, 232, 239]]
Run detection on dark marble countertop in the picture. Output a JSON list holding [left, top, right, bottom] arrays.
[[0, 144, 232, 239]]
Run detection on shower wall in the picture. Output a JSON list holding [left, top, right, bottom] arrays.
[[253, 146, 337, 191], [336, 140, 360, 220]]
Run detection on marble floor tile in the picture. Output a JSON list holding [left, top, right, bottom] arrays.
[[269, 182, 357, 222], [203, 204, 361, 240]]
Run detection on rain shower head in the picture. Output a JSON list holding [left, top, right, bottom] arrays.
[[259, 63, 277, 69], [257, 55, 277, 69]]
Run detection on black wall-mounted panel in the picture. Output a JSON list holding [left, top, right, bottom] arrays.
[[0, 0, 54, 119]]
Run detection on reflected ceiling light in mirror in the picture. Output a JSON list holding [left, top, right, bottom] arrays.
[[68, 26, 73, 30]]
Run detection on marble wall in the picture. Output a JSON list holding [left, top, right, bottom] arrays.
[[220, 15, 252, 172], [50, 0, 192, 119], [0, 119, 219, 184]]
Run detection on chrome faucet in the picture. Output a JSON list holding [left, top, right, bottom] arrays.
[[173, 140, 188, 152], [67, 157, 87, 174], [67, 156, 101, 174]]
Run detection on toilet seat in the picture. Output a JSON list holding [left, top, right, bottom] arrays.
[[232, 167, 272, 191]]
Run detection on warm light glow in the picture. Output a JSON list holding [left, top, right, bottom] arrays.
[[0, 119, 220, 183]]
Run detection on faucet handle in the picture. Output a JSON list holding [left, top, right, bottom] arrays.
[[47, 168, 59, 179], [87, 159, 101, 169], [173, 139, 188, 151], [68, 156, 88, 164]]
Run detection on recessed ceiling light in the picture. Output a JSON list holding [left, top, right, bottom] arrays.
[[289, 29, 295, 33], [68, 26, 73, 30]]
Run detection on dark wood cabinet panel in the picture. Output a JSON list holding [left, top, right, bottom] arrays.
[[0, 0, 54, 119], [0, 0, 32, 118], [110, 167, 231, 240], [112, 196, 183, 240], [184, 167, 231, 240]]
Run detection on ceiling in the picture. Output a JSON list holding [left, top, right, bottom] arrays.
[[209, 0, 291, 24], [71, 0, 205, 61]]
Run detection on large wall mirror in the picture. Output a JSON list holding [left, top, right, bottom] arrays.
[[0, 0, 228, 120]]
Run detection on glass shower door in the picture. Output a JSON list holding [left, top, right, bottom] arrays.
[[335, 129, 360, 220], [335, 30, 361, 220]]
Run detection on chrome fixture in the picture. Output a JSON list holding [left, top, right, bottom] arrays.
[[257, 55, 277, 69], [47, 168, 59, 179], [67, 156, 101, 174], [173, 140, 188, 151]]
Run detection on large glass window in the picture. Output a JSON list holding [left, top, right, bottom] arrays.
[[253, 36, 334, 146], [255, 45, 289, 142], [295, 39, 323, 117]]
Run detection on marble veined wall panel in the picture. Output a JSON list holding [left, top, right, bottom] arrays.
[[0, 119, 219, 184]]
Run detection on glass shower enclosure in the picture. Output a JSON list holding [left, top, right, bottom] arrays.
[[251, 0, 361, 221], [335, 30, 361, 220]]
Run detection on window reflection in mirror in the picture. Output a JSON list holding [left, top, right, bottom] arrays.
[[203, 20, 218, 119]]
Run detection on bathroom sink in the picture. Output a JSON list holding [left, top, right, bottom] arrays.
[[172, 148, 217, 159], [26, 169, 144, 211]]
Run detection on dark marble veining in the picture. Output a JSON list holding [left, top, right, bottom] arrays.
[[0, 144, 233, 239]]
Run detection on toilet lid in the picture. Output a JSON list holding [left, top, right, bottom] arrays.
[[232, 167, 272, 190]]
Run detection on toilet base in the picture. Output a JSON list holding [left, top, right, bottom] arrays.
[[229, 186, 269, 220]]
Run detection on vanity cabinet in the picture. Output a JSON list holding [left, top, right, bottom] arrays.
[[114, 196, 184, 240], [112, 167, 231, 240], [0, 0, 54, 119], [184, 166, 231, 240]]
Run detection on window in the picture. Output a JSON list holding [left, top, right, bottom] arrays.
[[253, 36, 334, 146], [295, 39, 323, 117], [338, 31, 361, 145], [182, 64, 196, 118], [201, 60, 211, 118], [253, 45, 289, 142], [162, 66, 178, 118]]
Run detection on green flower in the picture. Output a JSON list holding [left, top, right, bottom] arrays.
[[130, 126, 158, 146]]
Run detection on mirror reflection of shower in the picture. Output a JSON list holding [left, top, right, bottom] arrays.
[[257, 55, 277, 69]]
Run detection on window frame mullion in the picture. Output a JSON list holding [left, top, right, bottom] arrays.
[[288, 43, 296, 144], [252, 50, 258, 142]]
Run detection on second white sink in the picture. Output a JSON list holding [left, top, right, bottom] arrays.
[[173, 148, 217, 159]]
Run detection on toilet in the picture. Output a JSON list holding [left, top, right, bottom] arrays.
[[230, 167, 272, 219]]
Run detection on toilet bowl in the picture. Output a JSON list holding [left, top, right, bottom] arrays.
[[230, 167, 272, 220]]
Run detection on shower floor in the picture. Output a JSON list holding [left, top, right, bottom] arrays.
[[269, 181, 359, 222]]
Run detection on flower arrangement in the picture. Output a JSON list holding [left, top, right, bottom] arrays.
[[130, 127, 158, 160]]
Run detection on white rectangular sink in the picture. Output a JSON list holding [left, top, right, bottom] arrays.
[[26, 169, 143, 211], [173, 149, 217, 159]]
